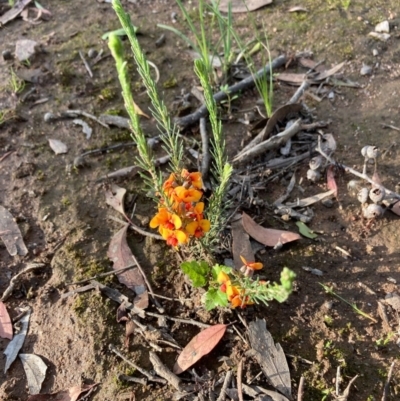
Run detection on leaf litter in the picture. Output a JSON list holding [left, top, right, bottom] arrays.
[[0, 205, 28, 256], [173, 324, 227, 374], [4, 307, 31, 373], [0, 301, 13, 340], [19, 353, 47, 395], [107, 223, 149, 309], [26, 383, 99, 401], [248, 319, 291, 399]]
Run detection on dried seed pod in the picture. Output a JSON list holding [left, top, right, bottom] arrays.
[[309, 156, 323, 171], [361, 145, 379, 159], [307, 169, 320, 182], [362, 203, 384, 219], [347, 180, 362, 196], [357, 187, 369, 204], [369, 185, 385, 203]]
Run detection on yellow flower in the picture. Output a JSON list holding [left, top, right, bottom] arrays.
[[159, 227, 188, 247], [240, 255, 263, 271], [185, 219, 211, 238], [150, 208, 182, 230], [217, 271, 230, 284]]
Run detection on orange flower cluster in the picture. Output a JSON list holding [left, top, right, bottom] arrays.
[[150, 170, 211, 247], [217, 257, 263, 308]]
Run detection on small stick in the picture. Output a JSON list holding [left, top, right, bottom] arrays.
[[175, 55, 287, 129], [231, 324, 248, 346], [1, 263, 46, 302], [380, 123, 400, 132], [61, 283, 96, 299], [109, 344, 166, 384], [335, 366, 341, 397], [118, 374, 147, 386], [233, 118, 302, 163], [109, 215, 163, 240], [199, 117, 210, 180], [79, 51, 93, 78], [381, 361, 395, 401], [288, 80, 310, 104], [316, 137, 400, 200], [335, 246, 351, 258], [145, 311, 211, 329], [66, 264, 136, 286], [297, 376, 305, 401], [237, 360, 244, 401], [149, 351, 183, 391], [132, 254, 165, 313], [0, 151, 14, 164], [217, 371, 232, 401]]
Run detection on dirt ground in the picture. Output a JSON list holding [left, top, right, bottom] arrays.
[[1, 0, 400, 400]]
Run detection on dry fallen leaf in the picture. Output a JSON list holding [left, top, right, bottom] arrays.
[[0, 302, 13, 340], [327, 165, 338, 198], [27, 383, 99, 401], [218, 0, 273, 13], [0, 0, 33, 26], [107, 224, 148, 309], [48, 138, 68, 155], [4, 307, 31, 373], [248, 319, 291, 399], [0, 205, 28, 256], [173, 324, 227, 374], [231, 216, 254, 270], [19, 354, 47, 395], [105, 184, 127, 217], [242, 212, 301, 247]]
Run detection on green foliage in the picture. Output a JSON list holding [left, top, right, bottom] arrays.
[[211, 264, 231, 281], [203, 288, 228, 310], [181, 261, 210, 287], [296, 221, 318, 239]]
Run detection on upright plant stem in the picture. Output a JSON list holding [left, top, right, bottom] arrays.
[[112, 0, 183, 174]]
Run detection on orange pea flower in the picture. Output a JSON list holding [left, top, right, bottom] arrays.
[[162, 173, 177, 195], [150, 208, 182, 230], [240, 255, 263, 270], [181, 169, 204, 190], [159, 227, 188, 247], [186, 202, 205, 220], [185, 219, 211, 238], [173, 186, 203, 203]]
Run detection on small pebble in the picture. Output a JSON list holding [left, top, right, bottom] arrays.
[[44, 112, 56, 123], [328, 91, 335, 100], [321, 198, 334, 208], [360, 63, 372, 76], [323, 301, 333, 310], [372, 48, 379, 56], [375, 20, 390, 33], [2, 50, 13, 61], [171, 11, 178, 23], [88, 48, 98, 59]]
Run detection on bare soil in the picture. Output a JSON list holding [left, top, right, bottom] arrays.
[[1, 0, 400, 400]]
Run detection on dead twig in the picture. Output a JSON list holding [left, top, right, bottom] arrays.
[[316, 136, 400, 200], [45, 109, 109, 128], [297, 376, 305, 401], [381, 361, 395, 401], [145, 311, 211, 329], [109, 344, 166, 384], [108, 215, 163, 240], [118, 374, 147, 386], [217, 371, 232, 401], [149, 351, 183, 391], [132, 254, 165, 313], [233, 118, 303, 163], [237, 360, 244, 401], [1, 263, 46, 301], [61, 283, 96, 299], [288, 80, 310, 104], [66, 264, 136, 286], [381, 123, 400, 132], [0, 151, 14, 164], [175, 55, 287, 129], [79, 50, 93, 78]]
